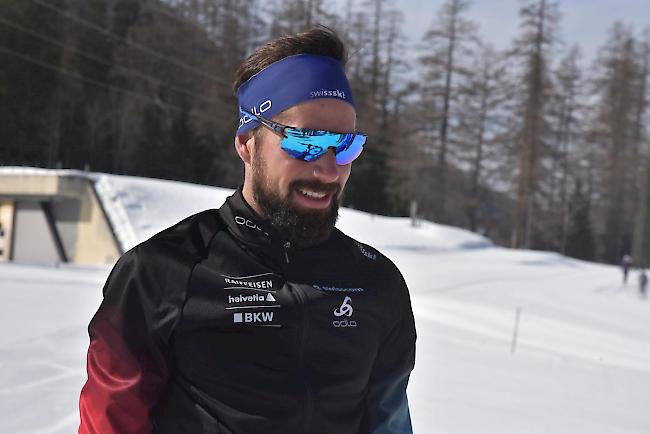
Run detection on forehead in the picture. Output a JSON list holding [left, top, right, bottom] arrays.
[[275, 99, 357, 133]]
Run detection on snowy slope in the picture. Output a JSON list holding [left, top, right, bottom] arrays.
[[94, 173, 234, 250], [1, 172, 649, 434], [93, 172, 492, 254]]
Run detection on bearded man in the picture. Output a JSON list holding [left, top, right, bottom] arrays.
[[79, 27, 416, 434]]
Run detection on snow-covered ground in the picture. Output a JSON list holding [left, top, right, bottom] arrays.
[[1, 172, 649, 433]]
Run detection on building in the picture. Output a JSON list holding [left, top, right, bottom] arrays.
[[0, 168, 122, 265]]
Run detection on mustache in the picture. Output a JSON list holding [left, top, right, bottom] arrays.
[[290, 180, 340, 196]]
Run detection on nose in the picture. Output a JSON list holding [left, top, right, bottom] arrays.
[[312, 148, 339, 184]]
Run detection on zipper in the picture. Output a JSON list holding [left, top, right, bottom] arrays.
[[283, 241, 291, 263], [292, 284, 313, 432]]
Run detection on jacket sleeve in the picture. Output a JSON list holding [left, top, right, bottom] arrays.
[[78, 245, 188, 434], [361, 272, 417, 434]]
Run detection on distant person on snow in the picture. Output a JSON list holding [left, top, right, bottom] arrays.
[[621, 254, 632, 285], [78, 27, 416, 434], [639, 269, 648, 299]]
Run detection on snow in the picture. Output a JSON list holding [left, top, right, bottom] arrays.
[[93, 173, 233, 251], [1, 171, 649, 433]]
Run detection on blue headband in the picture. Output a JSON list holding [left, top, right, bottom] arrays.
[[236, 54, 355, 135]]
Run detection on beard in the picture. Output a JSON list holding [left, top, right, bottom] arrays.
[[251, 154, 341, 249]]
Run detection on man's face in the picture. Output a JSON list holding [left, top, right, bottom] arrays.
[[246, 99, 355, 247]]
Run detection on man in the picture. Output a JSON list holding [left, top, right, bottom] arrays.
[[622, 254, 632, 285], [79, 27, 416, 434]]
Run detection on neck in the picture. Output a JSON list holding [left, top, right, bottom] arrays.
[[242, 179, 265, 218]]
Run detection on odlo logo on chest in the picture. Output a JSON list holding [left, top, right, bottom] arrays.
[[333, 296, 357, 328]]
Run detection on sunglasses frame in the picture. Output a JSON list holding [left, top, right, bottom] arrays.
[[239, 106, 366, 165]]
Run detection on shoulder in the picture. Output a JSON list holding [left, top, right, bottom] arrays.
[[331, 228, 406, 288], [331, 229, 414, 334], [135, 209, 224, 262], [108, 210, 225, 293]]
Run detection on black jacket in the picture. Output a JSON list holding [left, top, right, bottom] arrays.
[[79, 188, 416, 434]]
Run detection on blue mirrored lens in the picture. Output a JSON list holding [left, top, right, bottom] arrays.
[[335, 134, 365, 165], [280, 129, 366, 165]]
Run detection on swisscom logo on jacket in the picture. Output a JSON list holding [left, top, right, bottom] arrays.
[[79, 188, 416, 434]]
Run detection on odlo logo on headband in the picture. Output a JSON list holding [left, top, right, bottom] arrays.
[[238, 99, 272, 128]]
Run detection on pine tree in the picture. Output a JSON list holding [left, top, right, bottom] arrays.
[[454, 42, 511, 232], [0, 0, 67, 165], [338, 1, 407, 215], [565, 179, 595, 261], [631, 29, 650, 265], [418, 0, 476, 223], [509, 0, 560, 249], [589, 23, 641, 262], [547, 45, 583, 253]]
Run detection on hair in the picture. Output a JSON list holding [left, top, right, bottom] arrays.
[[232, 26, 348, 95]]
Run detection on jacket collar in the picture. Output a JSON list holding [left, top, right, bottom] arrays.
[[218, 187, 342, 272], [218, 187, 290, 264]]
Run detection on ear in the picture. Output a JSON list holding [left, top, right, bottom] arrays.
[[234, 132, 256, 165]]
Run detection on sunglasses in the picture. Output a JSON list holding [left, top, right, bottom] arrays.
[[239, 106, 366, 165]]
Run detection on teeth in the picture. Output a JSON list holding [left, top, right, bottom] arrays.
[[298, 188, 327, 199]]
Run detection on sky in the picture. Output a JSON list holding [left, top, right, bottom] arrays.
[[391, 0, 649, 65]]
